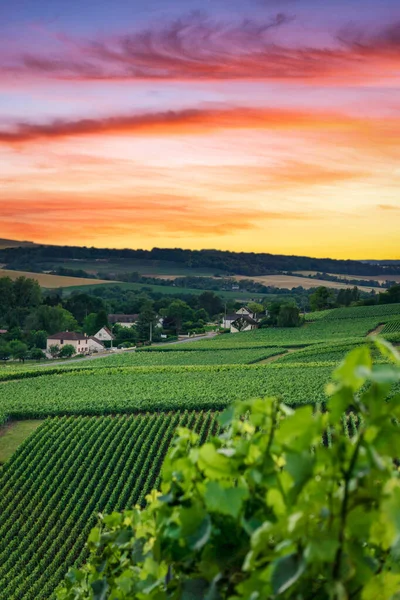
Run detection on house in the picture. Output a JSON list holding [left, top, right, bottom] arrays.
[[230, 315, 259, 333], [46, 332, 105, 355], [95, 326, 115, 342], [0, 329, 7, 335], [108, 314, 139, 328], [222, 306, 266, 333]]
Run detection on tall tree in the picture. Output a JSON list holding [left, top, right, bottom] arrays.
[[136, 302, 157, 342], [310, 287, 335, 311]]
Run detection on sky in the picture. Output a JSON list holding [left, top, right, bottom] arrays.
[[0, 0, 399, 259]]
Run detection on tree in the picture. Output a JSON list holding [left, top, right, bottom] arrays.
[[277, 304, 301, 327], [13, 276, 42, 309], [194, 308, 209, 323], [163, 300, 193, 334], [10, 340, 29, 363], [57, 340, 400, 600], [379, 284, 400, 305], [59, 344, 76, 358], [30, 347, 46, 361], [63, 293, 105, 323], [48, 344, 60, 358], [197, 292, 223, 318], [83, 310, 109, 336], [25, 305, 78, 335], [136, 302, 157, 342], [247, 301, 264, 315], [0, 342, 11, 362], [27, 330, 48, 350], [309, 286, 335, 311]]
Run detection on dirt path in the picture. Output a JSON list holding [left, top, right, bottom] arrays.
[[367, 323, 385, 336], [257, 348, 300, 364]]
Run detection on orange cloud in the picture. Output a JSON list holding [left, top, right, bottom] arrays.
[[1, 106, 398, 146], [0, 192, 314, 246]]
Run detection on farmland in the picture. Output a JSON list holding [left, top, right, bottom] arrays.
[[0, 412, 219, 598], [233, 273, 381, 292], [0, 269, 112, 288], [1, 300, 400, 598]]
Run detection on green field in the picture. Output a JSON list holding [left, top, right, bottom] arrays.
[[1, 300, 400, 598], [0, 412, 218, 599]]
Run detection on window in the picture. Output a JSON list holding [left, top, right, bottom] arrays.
[[60, 340, 64, 344]]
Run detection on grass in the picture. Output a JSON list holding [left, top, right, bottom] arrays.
[[0, 269, 114, 289], [0, 420, 44, 464]]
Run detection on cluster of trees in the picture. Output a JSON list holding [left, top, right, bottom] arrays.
[[260, 302, 302, 328], [309, 284, 400, 312], [2, 244, 400, 277]]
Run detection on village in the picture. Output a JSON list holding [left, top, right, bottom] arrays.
[[0, 305, 268, 364]]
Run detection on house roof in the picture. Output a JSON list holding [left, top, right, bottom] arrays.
[[48, 332, 87, 341], [89, 336, 105, 347], [108, 314, 139, 323], [97, 326, 115, 339], [232, 315, 258, 325]]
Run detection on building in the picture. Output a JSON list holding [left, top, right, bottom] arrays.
[[222, 306, 266, 333], [46, 332, 105, 355], [230, 315, 259, 333], [108, 314, 139, 328], [95, 326, 115, 342]]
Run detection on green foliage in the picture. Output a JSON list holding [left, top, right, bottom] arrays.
[[0, 341, 11, 362], [59, 344, 76, 358], [0, 411, 218, 598], [57, 339, 400, 600], [83, 311, 109, 336], [10, 340, 29, 362], [310, 286, 335, 311], [29, 347, 46, 361], [277, 304, 302, 327], [25, 304, 78, 335], [247, 301, 264, 314]]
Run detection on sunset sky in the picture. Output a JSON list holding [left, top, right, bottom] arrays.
[[1, 0, 399, 258]]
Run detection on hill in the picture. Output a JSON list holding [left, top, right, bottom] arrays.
[[0, 238, 36, 249], [1, 244, 399, 278]]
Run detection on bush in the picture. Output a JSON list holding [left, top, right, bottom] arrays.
[[57, 339, 400, 599], [59, 344, 76, 359]]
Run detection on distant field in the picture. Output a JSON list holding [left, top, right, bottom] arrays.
[[0, 269, 114, 288], [37, 258, 219, 278], [234, 274, 381, 292], [62, 280, 270, 300], [295, 271, 400, 283]]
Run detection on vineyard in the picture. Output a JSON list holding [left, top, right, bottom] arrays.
[[0, 363, 334, 424], [382, 319, 400, 334], [0, 300, 400, 598], [0, 411, 219, 598]]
